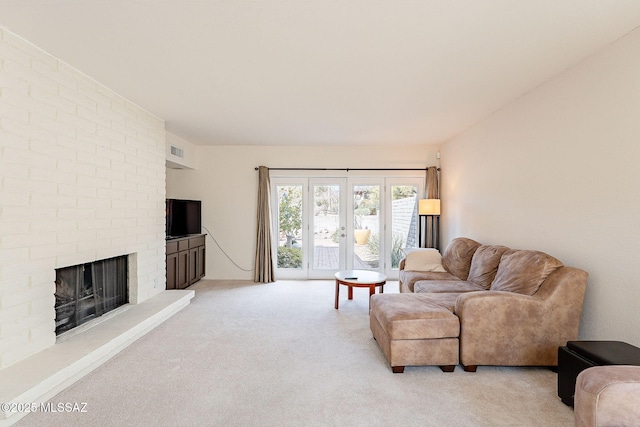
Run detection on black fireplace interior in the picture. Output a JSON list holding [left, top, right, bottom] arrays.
[[55, 255, 128, 335]]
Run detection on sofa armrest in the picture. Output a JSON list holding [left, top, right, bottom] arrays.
[[455, 267, 587, 367]]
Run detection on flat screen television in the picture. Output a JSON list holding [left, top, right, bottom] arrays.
[[166, 199, 201, 238]]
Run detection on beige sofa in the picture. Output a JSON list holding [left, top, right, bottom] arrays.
[[371, 237, 588, 372], [575, 365, 640, 426]]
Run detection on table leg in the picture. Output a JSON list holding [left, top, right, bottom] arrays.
[[335, 279, 340, 309], [348, 285, 353, 300], [368, 285, 376, 309], [380, 284, 384, 293]]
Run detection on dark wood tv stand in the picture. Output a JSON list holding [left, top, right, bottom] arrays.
[[166, 234, 206, 289]]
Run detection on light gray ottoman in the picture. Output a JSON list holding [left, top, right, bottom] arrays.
[[369, 293, 459, 373]]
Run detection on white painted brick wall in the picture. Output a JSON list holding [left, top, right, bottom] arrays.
[[0, 27, 167, 370]]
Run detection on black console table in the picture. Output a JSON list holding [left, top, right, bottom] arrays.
[[558, 340, 640, 406]]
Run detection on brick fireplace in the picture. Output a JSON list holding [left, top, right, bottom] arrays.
[[0, 27, 168, 370], [0, 24, 200, 427], [55, 255, 129, 335]]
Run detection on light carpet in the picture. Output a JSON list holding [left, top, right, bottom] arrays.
[[17, 280, 574, 426]]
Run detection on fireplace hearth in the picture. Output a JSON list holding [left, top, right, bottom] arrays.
[[55, 255, 129, 335]]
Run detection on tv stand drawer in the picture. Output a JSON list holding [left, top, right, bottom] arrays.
[[166, 241, 178, 254], [189, 235, 205, 248]]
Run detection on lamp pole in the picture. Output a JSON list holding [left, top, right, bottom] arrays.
[[418, 199, 441, 250]]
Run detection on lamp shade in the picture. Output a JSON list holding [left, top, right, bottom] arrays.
[[418, 199, 440, 215]]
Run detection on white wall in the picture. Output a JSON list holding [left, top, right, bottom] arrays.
[[0, 27, 167, 369], [167, 144, 439, 280], [440, 28, 640, 345]]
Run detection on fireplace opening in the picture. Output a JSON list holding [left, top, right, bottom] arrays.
[[55, 255, 129, 335]]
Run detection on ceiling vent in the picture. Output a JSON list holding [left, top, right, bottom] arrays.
[[170, 145, 184, 158]]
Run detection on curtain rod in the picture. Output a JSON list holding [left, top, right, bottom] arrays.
[[254, 167, 440, 171]]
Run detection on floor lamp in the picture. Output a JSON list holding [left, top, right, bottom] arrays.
[[418, 199, 440, 250]]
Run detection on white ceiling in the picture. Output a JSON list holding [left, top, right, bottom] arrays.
[[1, 1, 640, 146]]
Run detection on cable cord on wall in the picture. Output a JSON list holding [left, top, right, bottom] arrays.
[[201, 225, 254, 272]]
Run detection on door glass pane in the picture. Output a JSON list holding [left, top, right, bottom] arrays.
[[353, 185, 380, 269], [276, 185, 303, 269], [312, 185, 340, 270], [391, 185, 418, 268]]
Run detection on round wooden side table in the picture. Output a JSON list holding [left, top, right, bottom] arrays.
[[334, 270, 386, 309]]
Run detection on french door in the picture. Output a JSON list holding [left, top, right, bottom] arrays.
[[308, 178, 347, 278], [272, 176, 422, 279]]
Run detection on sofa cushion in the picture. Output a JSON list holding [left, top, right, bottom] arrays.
[[490, 249, 563, 295], [441, 237, 482, 280], [399, 270, 459, 292], [414, 280, 485, 293], [467, 245, 510, 289], [403, 248, 446, 272], [420, 293, 463, 312]]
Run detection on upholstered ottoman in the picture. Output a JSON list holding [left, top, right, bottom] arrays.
[[574, 365, 640, 426], [558, 341, 640, 406], [369, 293, 459, 373]]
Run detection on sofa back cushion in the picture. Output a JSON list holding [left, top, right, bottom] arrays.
[[441, 237, 482, 280], [490, 249, 564, 295], [467, 245, 510, 289]]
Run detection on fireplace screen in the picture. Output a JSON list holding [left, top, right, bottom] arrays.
[[55, 255, 128, 335]]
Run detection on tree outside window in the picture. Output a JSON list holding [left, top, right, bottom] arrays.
[[277, 185, 303, 268]]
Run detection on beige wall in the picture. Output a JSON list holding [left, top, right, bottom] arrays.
[[167, 144, 439, 280], [440, 28, 640, 345]]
